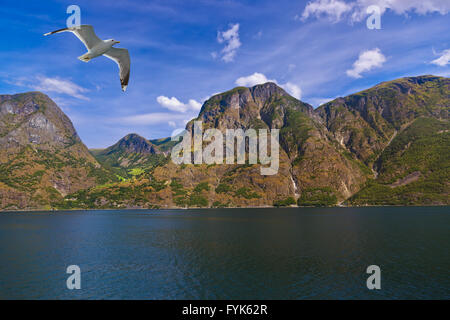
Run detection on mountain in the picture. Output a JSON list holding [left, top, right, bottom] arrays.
[[316, 75, 449, 205], [1, 75, 448, 210], [317, 75, 449, 164], [347, 117, 449, 205], [91, 133, 166, 178], [183, 82, 368, 201], [0, 92, 116, 210]]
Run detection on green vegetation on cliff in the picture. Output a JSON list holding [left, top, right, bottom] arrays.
[[1, 76, 449, 210]]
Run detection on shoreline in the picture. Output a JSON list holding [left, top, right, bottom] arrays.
[[1, 204, 448, 213]]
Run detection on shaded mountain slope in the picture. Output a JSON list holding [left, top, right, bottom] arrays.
[[0, 92, 116, 210]]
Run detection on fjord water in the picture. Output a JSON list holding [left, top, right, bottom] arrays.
[[0, 207, 448, 300]]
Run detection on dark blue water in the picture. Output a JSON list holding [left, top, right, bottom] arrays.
[[0, 207, 449, 299]]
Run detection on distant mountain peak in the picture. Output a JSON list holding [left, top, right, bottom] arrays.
[[106, 133, 160, 155]]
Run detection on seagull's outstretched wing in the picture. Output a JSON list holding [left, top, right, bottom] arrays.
[[44, 25, 102, 50], [103, 48, 130, 92]]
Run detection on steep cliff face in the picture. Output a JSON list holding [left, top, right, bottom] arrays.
[[74, 83, 368, 209], [188, 83, 313, 131], [0, 92, 115, 210], [1, 75, 448, 210], [69, 76, 448, 209], [316, 75, 450, 164], [186, 82, 368, 202], [315, 75, 449, 206]]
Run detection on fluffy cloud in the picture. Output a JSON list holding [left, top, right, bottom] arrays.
[[431, 49, 450, 67], [156, 96, 202, 113], [301, 0, 450, 23], [346, 48, 386, 78], [10, 76, 89, 100], [235, 72, 274, 87], [217, 23, 241, 62], [302, 0, 353, 22], [235, 72, 302, 99], [282, 83, 303, 101], [36, 77, 89, 100]]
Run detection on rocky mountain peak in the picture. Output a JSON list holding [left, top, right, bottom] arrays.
[[249, 82, 290, 101], [107, 133, 160, 155], [0, 92, 115, 208], [0, 91, 82, 151], [190, 82, 312, 132]]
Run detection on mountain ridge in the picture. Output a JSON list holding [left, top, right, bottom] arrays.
[[0, 75, 448, 210]]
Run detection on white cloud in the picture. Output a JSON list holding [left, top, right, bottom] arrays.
[[346, 48, 386, 78], [282, 83, 302, 100], [156, 96, 202, 113], [302, 0, 353, 22], [188, 99, 202, 110], [301, 0, 450, 23], [235, 72, 302, 99], [217, 23, 241, 62], [33, 76, 89, 100], [8, 76, 89, 100], [236, 72, 274, 87], [357, 0, 450, 17], [431, 49, 450, 67]]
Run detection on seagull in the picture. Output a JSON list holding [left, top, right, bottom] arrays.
[[44, 25, 130, 92]]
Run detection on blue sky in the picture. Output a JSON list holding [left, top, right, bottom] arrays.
[[0, 0, 449, 148]]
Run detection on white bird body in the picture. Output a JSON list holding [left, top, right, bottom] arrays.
[[79, 39, 117, 62], [44, 25, 130, 91]]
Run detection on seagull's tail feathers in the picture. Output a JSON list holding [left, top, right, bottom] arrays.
[[78, 53, 91, 63]]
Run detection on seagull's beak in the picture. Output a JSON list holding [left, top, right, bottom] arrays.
[[116, 41, 121, 44]]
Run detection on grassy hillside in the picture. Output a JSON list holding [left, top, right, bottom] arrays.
[[347, 117, 449, 205]]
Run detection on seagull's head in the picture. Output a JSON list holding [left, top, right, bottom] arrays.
[[108, 39, 121, 46]]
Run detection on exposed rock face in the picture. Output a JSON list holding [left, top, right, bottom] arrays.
[[316, 75, 450, 163], [187, 83, 313, 132], [0, 92, 115, 209], [183, 82, 368, 202], [82, 76, 447, 209], [0, 92, 79, 151], [1, 75, 449, 210]]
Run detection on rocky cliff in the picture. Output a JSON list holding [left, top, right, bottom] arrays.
[[0, 92, 115, 210], [1, 76, 448, 210]]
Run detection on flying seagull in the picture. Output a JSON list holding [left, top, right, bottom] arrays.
[[44, 25, 130, 92]]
